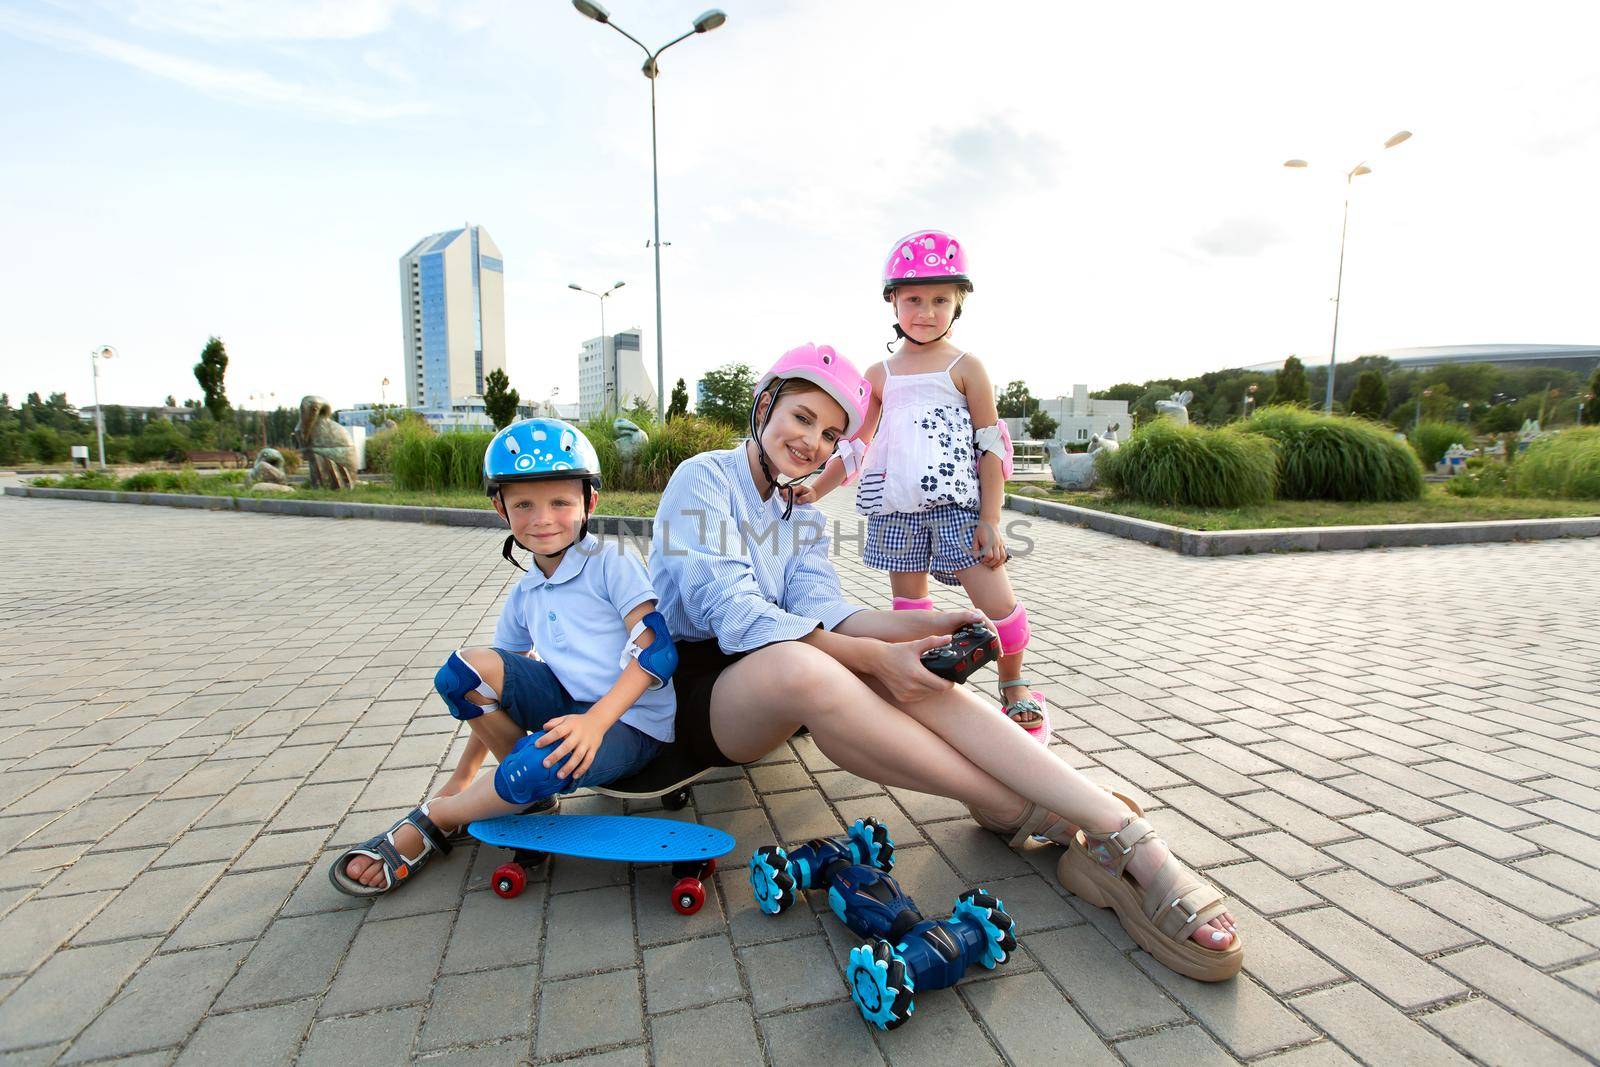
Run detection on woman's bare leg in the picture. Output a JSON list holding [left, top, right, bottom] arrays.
[[709, 643, 1019, 813], [881, 679, 1236, 945]]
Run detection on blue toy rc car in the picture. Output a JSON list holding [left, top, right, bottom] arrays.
[[749, 818, 1018, 1030]]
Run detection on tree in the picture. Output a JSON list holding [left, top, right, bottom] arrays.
[[996, 380, 1038, 418], [482, 368, 520, 430], [103, 404, 128, 436], [1273, 356, 1308, 407], [1026, 410, 1059, 440], [667, 378, 689, 421], [1091, 383, 1144, 404], [697, 362, 758, 428], [1348, 369, 1389, 419], [1584, 366, 1600, 426], [193, 336, 230, 420], [164, 395, 176, 408]]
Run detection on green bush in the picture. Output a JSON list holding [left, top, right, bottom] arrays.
[[1444, 463, 1516, 498], [1515, 427, 1600, 499], [1095, 420, 1277, 507], [1245, 406, 1423, 502], [1408, 421, 1475, 467], [121, 471, 163, 492], [391, 425, 491, 493], [364, 426, 403, 474], [639, 415, 737, 490]]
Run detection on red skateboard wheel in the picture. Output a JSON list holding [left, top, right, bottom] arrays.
[[672, 877, 705, 915], [493, 862, 527, 899]]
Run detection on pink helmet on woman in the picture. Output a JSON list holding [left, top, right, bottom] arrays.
[[881, 229, 973, 301], [753, 343, 871, 440]]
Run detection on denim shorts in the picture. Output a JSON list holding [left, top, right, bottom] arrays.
[[491, 648, 662, 788], [864, 504, 982, 586]]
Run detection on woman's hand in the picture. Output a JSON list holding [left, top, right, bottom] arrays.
[[535, 713, 611, 781], [972, 518, 1007, 568], [937, 608, 988, 635], [871, 635, 956, 704]]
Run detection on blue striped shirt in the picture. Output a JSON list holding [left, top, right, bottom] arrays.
[[651, 446, 863, 653]]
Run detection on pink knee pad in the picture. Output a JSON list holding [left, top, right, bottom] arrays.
[[892, 596, 935, 611], [991, 602, 1030, 655]]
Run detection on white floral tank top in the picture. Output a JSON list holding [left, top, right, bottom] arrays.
[[855, 353, 978, 516]]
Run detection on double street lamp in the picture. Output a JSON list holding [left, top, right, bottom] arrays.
[[571, 1, 727, 418], [569, 280, 626, 412], [1285, 130, 1413, 413], [89, 345, 116, 467]]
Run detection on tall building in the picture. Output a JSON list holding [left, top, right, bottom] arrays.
[[399, 225, 506, 412], [578, 328, 656, 419]]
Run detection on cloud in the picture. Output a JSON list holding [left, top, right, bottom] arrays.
[[1193, 216, 1288, 258], [0, 9, 436, 121], [118, 0, 414, 42]]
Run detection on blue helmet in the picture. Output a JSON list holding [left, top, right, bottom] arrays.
[[483, 418, 602, 498]]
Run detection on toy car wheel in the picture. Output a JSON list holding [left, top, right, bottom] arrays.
[[847, 939, 915, 1030], [492, 862, 526, 900], [748, 846, 796, 915], [671, 877, 705, 915]]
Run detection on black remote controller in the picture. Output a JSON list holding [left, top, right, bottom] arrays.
[[920, 622, 999, 685]]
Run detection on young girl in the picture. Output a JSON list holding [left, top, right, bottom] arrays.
[[803, 229, 1047, 742]]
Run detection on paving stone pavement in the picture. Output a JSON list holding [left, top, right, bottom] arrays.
[[2, 491, 1598, 1065]]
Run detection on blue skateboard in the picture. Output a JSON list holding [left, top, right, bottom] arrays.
[[468, 813, 735, 914]]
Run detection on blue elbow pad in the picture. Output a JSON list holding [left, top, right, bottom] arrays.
[[620, 610, 678, 690], [435, 651, 499, 721]]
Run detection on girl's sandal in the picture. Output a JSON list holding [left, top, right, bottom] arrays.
[[1056, 792, 1243, 982], [969, 800, 1077, 849], [999, 676, 1051, 744], [328, 802, 453, 897]]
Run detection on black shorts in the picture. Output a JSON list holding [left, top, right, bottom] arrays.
[[670, 639, 752, 769]]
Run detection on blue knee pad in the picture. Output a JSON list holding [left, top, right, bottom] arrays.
[[494, 733, 567, 806], [435, 651, 498, 721]]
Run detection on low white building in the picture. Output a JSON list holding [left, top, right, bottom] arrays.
[[1004, 385, 1128, 442], [579, 328, 656, 418]]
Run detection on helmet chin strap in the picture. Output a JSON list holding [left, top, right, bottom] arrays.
[[497, 484, 594, 571], [749, 381, 822, 521]]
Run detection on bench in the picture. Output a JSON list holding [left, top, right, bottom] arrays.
[[184, 450, 250, 468]]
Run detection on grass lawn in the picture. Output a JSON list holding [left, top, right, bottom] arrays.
[[1006, 482, 1600, 531], [28, 472, 664, 518]]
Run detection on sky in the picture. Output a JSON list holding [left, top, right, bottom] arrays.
[[2, 0, 1598, 412]]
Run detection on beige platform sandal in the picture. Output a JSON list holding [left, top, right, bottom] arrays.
[[969, 800, 1077, 849], [1057, 792, 1243, 982]]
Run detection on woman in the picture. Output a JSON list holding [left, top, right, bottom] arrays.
[[651, 342, 1241, 982]]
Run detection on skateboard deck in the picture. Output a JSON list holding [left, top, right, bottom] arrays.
[[591, 744, 717, 806], [468, 813, 734, 864]]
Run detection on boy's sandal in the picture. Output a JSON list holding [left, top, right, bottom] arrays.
[[969, 800, 1076, 849], [1056, 792, 1243, 982], [328, 803, 453, 897], [998, 677, 1051, 743]]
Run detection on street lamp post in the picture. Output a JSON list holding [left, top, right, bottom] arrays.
[[248, 392, 276, 448], [571, 2, 727, 418], [89, 345, 116, 467], [1285, 130, 1412, 413], [570, 281, 626, 413]]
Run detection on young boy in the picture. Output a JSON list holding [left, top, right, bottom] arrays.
[[330, 419, 678, 895]]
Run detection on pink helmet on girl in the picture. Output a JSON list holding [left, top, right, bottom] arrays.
[[881, 229, 973, 301], [753, 343, 871, 440]]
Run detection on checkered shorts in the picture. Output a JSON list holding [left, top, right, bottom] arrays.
[[864, 505, 983, 586]]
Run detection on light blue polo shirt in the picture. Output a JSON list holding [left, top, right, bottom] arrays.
[[493, 535, 675, 743]]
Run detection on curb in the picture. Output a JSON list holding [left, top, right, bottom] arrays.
[[4, 485, 654, 537], [1004, 493, 1600, 556]]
